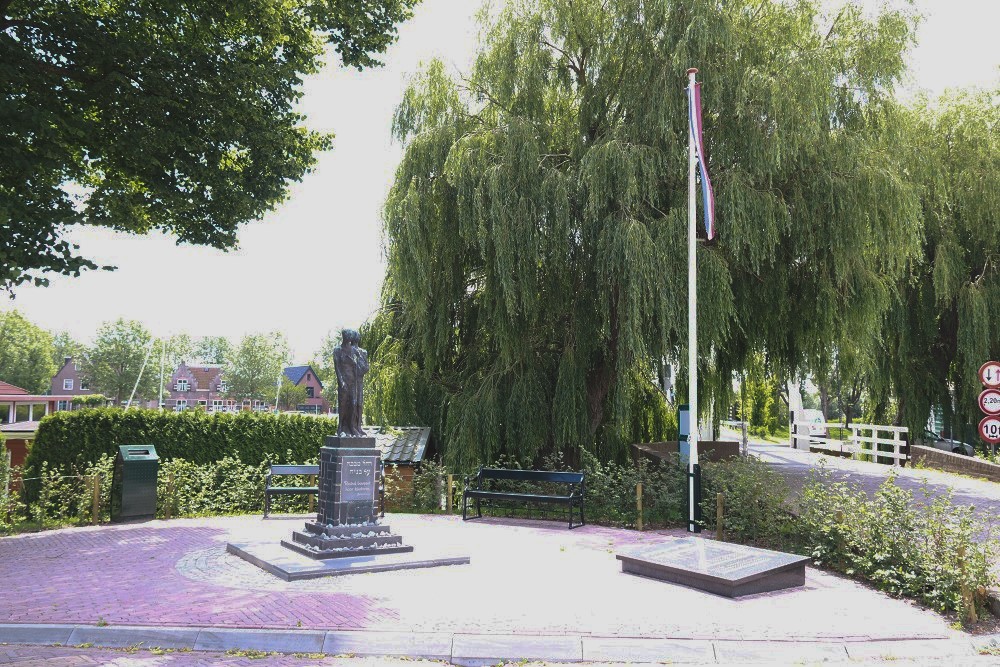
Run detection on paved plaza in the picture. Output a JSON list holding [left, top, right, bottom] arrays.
[[0, 513, 998, 664]]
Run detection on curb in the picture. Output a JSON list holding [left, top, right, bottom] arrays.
[[2, 623, 998, 664]]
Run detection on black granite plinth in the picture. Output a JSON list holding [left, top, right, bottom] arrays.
[[279, 435, 414, 562], [616, 537, 810, 598]]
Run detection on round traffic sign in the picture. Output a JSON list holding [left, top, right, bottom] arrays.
[[979, 416, 1000, 444], [979, 361, 1000, 388], [981, 389, 1000, 415]]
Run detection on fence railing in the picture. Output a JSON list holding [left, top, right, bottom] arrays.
[[791, 421, 908, 465]]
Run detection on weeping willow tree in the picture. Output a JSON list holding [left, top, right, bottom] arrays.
[[377, 0, 921, 468], [878, 88, 1000, 435]]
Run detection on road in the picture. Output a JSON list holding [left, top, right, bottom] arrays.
[[722, 429, 1000, 542]]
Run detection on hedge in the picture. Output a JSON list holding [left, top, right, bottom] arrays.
[[27, 408, 340, 475]]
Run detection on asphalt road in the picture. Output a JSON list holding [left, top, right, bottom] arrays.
[[721, 429, 1000, 543]]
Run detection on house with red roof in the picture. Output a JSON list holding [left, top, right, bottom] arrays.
[[166, 362, 272, 413]]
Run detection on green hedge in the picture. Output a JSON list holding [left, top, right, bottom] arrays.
[[27, 408, 340, 475]]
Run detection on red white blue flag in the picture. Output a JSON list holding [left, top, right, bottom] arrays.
[[687, 82, 715, 240]]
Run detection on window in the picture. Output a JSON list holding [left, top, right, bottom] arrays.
[[211, 400, 223, 412], [80, 378, 89, 390], [63, 379, 74, 391], [57, 400, 69, 411], [307, 373, 311, 380], [175, 399, 188, 412], [198, 400, 207, 406], [305, 387, 314, 398], [175, 379, 189, 392], [219, 380, 228, 392]]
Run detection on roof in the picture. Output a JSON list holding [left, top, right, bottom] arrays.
[[0, 420, 40, 435], [189, 366, 222, 388], [374, 427, 431, 465], [283, 365, 323, 389], [0, 381, 29, 395]]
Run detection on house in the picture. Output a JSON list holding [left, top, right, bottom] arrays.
[[0, 380, 79, 424], [167, 362, 270, 413], [282, 365, 328, 413], [50, 356, 94, 409]]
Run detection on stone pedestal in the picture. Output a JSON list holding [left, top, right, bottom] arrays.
[[281, 435, 413, 560]]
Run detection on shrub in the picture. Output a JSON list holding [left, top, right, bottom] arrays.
[[27, 408, 339, 478], [700, 455, 794, 548], [796, 467, 997, 618]]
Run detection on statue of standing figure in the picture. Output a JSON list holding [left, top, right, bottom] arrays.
[[333, 328, 369, 436]]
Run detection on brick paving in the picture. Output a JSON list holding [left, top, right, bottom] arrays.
[[0, 645, 438, 666], [0, 513, 962, 642]]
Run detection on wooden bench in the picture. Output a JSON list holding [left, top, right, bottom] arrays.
[[264, 464, 387, 518], [462, 468, 585, 529], [264, 465, 319, 518]]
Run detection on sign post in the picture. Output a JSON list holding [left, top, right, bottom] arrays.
[[978, 362, 1000, 456]]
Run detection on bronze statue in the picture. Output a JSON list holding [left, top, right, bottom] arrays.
[[333, 328, 369, 436]]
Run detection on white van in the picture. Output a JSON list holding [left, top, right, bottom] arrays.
[[801, 409, 827, 439]]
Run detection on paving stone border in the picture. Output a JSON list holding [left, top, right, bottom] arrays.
[[1, 623, 997, 665]]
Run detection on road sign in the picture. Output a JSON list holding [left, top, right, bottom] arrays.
[[979, 361, 1000, 388], [980, 389, 1000, 416], [979, 416, 1000, 444]]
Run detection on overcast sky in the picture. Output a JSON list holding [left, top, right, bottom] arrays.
[[3, 0, 998, 359]]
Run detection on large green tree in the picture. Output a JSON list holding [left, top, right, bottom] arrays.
[[379, 0, 921, 467], [195, 336, 233, 365], [224, 333, 289, 404], [81, 319, 155, 403], [880, 88, 1000, 436], [0, 310, 56, 392], [1, 0, 419, 290]]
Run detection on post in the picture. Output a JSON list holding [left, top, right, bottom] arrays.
[[686, 67, 700, 534], [789, 410, 796, 449], [892, 430, 901, 467], [636, 482, 643, 531], [158, 338, 167, 410], [741, 420, 748, 456], [308, 474, 316, 513], [957, 544, 977, 624], [91, 474, 100, 525], [852, 426, 860, 462], [165, 471, 175, 520], [716, 493, 724, 541], [446, 474, 454, 514]]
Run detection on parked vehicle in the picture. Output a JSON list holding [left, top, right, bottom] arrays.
[[801, 409, 827, 440], [917, 429, 975, 456]]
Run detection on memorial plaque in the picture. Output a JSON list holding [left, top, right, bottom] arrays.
[[340, 456, 376, 502], [617, 537, 809, 597]]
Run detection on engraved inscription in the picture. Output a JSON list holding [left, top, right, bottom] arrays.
[[340, 456, 376, 502], [622, 538, 807, 581]]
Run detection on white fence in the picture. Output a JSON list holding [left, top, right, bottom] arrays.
[[791, 420, 909, 466]]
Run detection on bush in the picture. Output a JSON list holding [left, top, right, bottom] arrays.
[[700, 455, 794, 548], [27, 408, 340, 478], [796, 467, 997, 618]]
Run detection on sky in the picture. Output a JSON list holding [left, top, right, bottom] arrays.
[[3, 0, 999, 360]]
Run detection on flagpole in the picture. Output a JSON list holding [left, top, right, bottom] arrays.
[[686, 67, 700, 533]]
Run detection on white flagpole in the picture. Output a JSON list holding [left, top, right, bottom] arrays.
[[686, 67, 700, 533]]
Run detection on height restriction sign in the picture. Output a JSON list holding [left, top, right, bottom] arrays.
[[979, 361, 1000, 388], [980, 389, 1000, 415]]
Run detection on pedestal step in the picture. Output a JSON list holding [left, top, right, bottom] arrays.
[[280, 539, 415, 561], [304, 522, 392, 539], [291, 530, 403, 551]]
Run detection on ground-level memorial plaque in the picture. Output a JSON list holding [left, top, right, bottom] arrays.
[[228, 434, 469, 580], [616, 537, 809, 597]]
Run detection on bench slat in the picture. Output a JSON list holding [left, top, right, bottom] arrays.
[[466, 491, 577, 503], [267, 487, 319, 494], [478, 468, 583, 484], [269, 465, 319, 475]]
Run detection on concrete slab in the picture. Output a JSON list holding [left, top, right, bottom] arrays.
[[713, 640, 848, 663], [322, 630, 452, 659], [227, 541, 469, 580], [452, 633, 582, 663], [617, 537, 810, 597], [0, 624, 75, 646], [193, 627, 325, 653], [581, 636, 714, 663], [844, 638, 977, 660], [66, 625, 199, 649]]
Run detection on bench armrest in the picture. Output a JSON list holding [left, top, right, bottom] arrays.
[[264, 472, 273, 490]]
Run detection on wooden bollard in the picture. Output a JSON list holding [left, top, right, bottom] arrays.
[[958, 544, 977, 624], [165, 471, 175, 520], [91, 474, 100, 525], [636, 482, 643, 531], [446, 474, 454, 514], [308, 475, 316, 514], [716, 492, 724, 541]]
